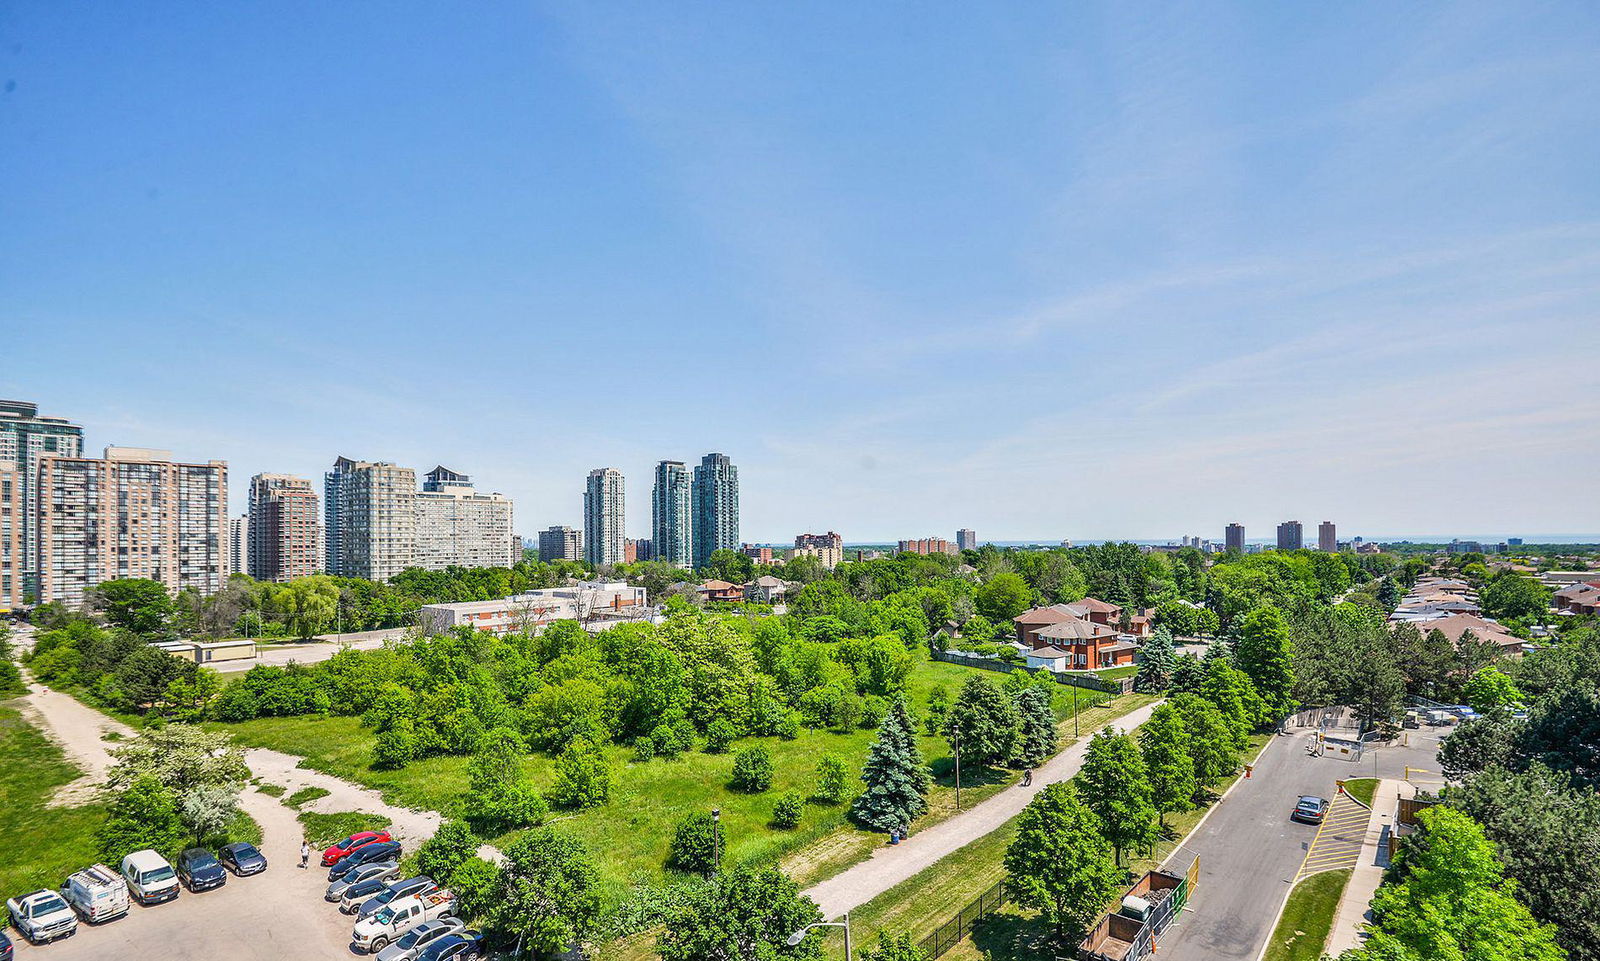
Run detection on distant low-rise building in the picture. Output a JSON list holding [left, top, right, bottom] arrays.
[[1554, 582, 1600, 616], [793, 544, 843, 569], [745, 575, 789, 604], [899, 537, 957, 556], [421, 581, 649, 635], [696, 579, 743, 603]]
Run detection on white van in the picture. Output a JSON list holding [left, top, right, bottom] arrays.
[[119, 850, 181, 905], [62, 864, 130, 922]]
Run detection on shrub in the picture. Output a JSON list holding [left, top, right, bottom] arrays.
[[372, 718, 417, 769], [703, 718, 737, 754], [775, 710, 802, 740], [731, 747, 774, 793], [667, 811, 723, 875], [860, 695, 888, 730], [415, 821, 481, 885], [633, 736, 657, 762], [771, 791, 804, 829], [548, 737, 612, 808], [651, 723, 683, 759], [814, 753, 849, 804]]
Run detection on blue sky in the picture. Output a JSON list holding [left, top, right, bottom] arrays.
[[4, 2, 1598, 543]]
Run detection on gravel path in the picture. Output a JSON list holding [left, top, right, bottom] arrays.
[[802, 698, 1164, 920]]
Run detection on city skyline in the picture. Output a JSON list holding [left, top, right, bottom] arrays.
[[4, 4, 1599, 539]]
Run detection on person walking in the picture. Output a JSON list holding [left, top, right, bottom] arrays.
[[1022, 768, 1033, 787], [300, 839, 311, 869]]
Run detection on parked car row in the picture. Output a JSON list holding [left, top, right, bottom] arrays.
[[4, 842, 269, 948], [315, 830, 482, 959]]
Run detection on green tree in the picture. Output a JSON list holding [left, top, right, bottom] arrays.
[[279, 574, 340, 639], [1199, 659, 1262, 748], [1077, 728, 1159, 864], [1377, 577, 1402, 611], [415, 820, 481, 886], [1481, 574, 1550, 622], [462, 727, 549, 833], [1348, 806, 1563, 961], [1170, 653, 1205, 695], [941, 674, 1018, 768], [548, 736, 612, 808], [1003, 782, 1123, 943], [373, 717, 417, 768], [668, 811, 724, 876], [1235, 607, 1296, 718], [657, 866, 824, 961], [98, 775, 188, 863], [850, 698, 930, 832], [1134, 626, 1177, 693], [1461, 667, 1523, 717], [1013, 686, 1059, 767], [112, 645, 189, 711], [1139, 703, 1195, 831], [488, 829, 603, 956], [731, 746, 775, 793], [703, 717, 738, 754], [975, 572, 1034, 622], [814, 753, 850, 804], [1172, 693, 1238, 792], [89, 578, 174, 636]]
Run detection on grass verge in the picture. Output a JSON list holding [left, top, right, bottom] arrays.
[[0, 702, 108, 900], [286, 786, 331, 809], [1342, 777, 1378, 808], [1261, 868, 1354, 961], [297, 811, 394, 847]]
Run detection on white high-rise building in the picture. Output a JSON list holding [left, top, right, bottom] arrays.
[[415, 466, 516, 570], [0, 399, 84, 601], [584, 468, 625, 567], [229, 515, 249, 577], [324, 457, 416, 581], [37, 447, 228, 607], [651, 460, 692, 567]]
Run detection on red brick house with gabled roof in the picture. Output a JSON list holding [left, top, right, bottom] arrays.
[[696, 579, 743, 603]]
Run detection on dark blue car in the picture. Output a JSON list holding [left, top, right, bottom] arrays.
[[177, 848, 228, 892], [0, 928, 13, 961], [219, 841, 268, 876]]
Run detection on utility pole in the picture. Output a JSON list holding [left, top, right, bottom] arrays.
[[954, 735, 962, 812]]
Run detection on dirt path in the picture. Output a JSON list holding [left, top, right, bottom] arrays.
[[802, 698, 1164, 920]]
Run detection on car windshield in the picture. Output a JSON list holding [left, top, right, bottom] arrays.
[[140, 866, 176, 884], [375, 907, 397, 925], [232, 845, 259, 859], [30, 895, 68, 917], [189, 853, 218, 867]]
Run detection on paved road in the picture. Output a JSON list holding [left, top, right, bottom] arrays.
[[1295, 792, 1368, 881], [804, 699, 1164, 919], [1156, 726, 1443, 961]]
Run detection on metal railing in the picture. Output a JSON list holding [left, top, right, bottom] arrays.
[[917, 880, 1006, 960]]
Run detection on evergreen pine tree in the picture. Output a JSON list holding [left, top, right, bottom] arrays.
[[1076, 728, 1159, 864], [941, 674, 1018, 767], [1134, 626, 1177, 693], [1138, 704, 1195, 830], [851, 698, 931, 832], [1013, 686, 1059, 768], [1169, 653, 1205, 695], [1377, 577, 1402, 612]]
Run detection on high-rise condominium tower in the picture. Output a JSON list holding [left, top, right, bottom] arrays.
[[37, 446, 227, 607], [0, 399, 84, 600], [1277, 520, 1304, 551], [1225, 523, 1244, 553], [691, 453, 739, 569], [415, 466, 515, 570], [538, 525, 582, 562], [956, 529, 978, 551], [248, 473, 320, 582], [584, 468, 625, 566], [651, 460, 692, 567], [1318, 521, 1337, 553], [325, 457, 416, 581]]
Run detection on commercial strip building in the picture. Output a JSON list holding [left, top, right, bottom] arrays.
[[692, 453, 739, 569], [0, 399, 84, 600], [415, 466, 516, 569], [584, 468, 626, 566], [538, 525, 582, 562], [247, 473, 320, 582], [36, 447, 228, 607], [420, 581, 651, 635], [651, 460, 692, 567]]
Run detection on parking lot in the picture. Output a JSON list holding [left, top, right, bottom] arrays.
[[12, 788, 358, 959]]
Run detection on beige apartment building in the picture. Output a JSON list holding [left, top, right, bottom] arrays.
[[0, 461, 21, 611], [415, 466, 516, 570], [37, 447, 228, 608], [248, 473, 320, 582], [325, 457, 416, 581]]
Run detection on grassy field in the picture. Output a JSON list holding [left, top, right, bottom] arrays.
[[844, 731, 1275, 961], [212, 660, 1135, 895], [0, 702, 108, 901], [1342, 777, 1378, 807], [1261, 868, 1354, 961]]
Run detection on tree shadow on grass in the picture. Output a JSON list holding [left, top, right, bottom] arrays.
[[967, 911, 1072, 961], [928, 758, 1013, 789]]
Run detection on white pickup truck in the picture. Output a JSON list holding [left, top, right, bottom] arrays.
[[352, 890, 457, 953], [6, 889, 78, 944]]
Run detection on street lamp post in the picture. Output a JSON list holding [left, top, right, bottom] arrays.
[[787, 913, 851, 960], [953, 735, 962, 812]]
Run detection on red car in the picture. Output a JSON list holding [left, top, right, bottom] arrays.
[[321, 831, 394, 867]]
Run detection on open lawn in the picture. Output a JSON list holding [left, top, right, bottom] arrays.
[[1261, 869, 1354, 961], [0, 702, 107, 901], [850, 732, 1276, 961], [212, 659, 1133, 896]]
